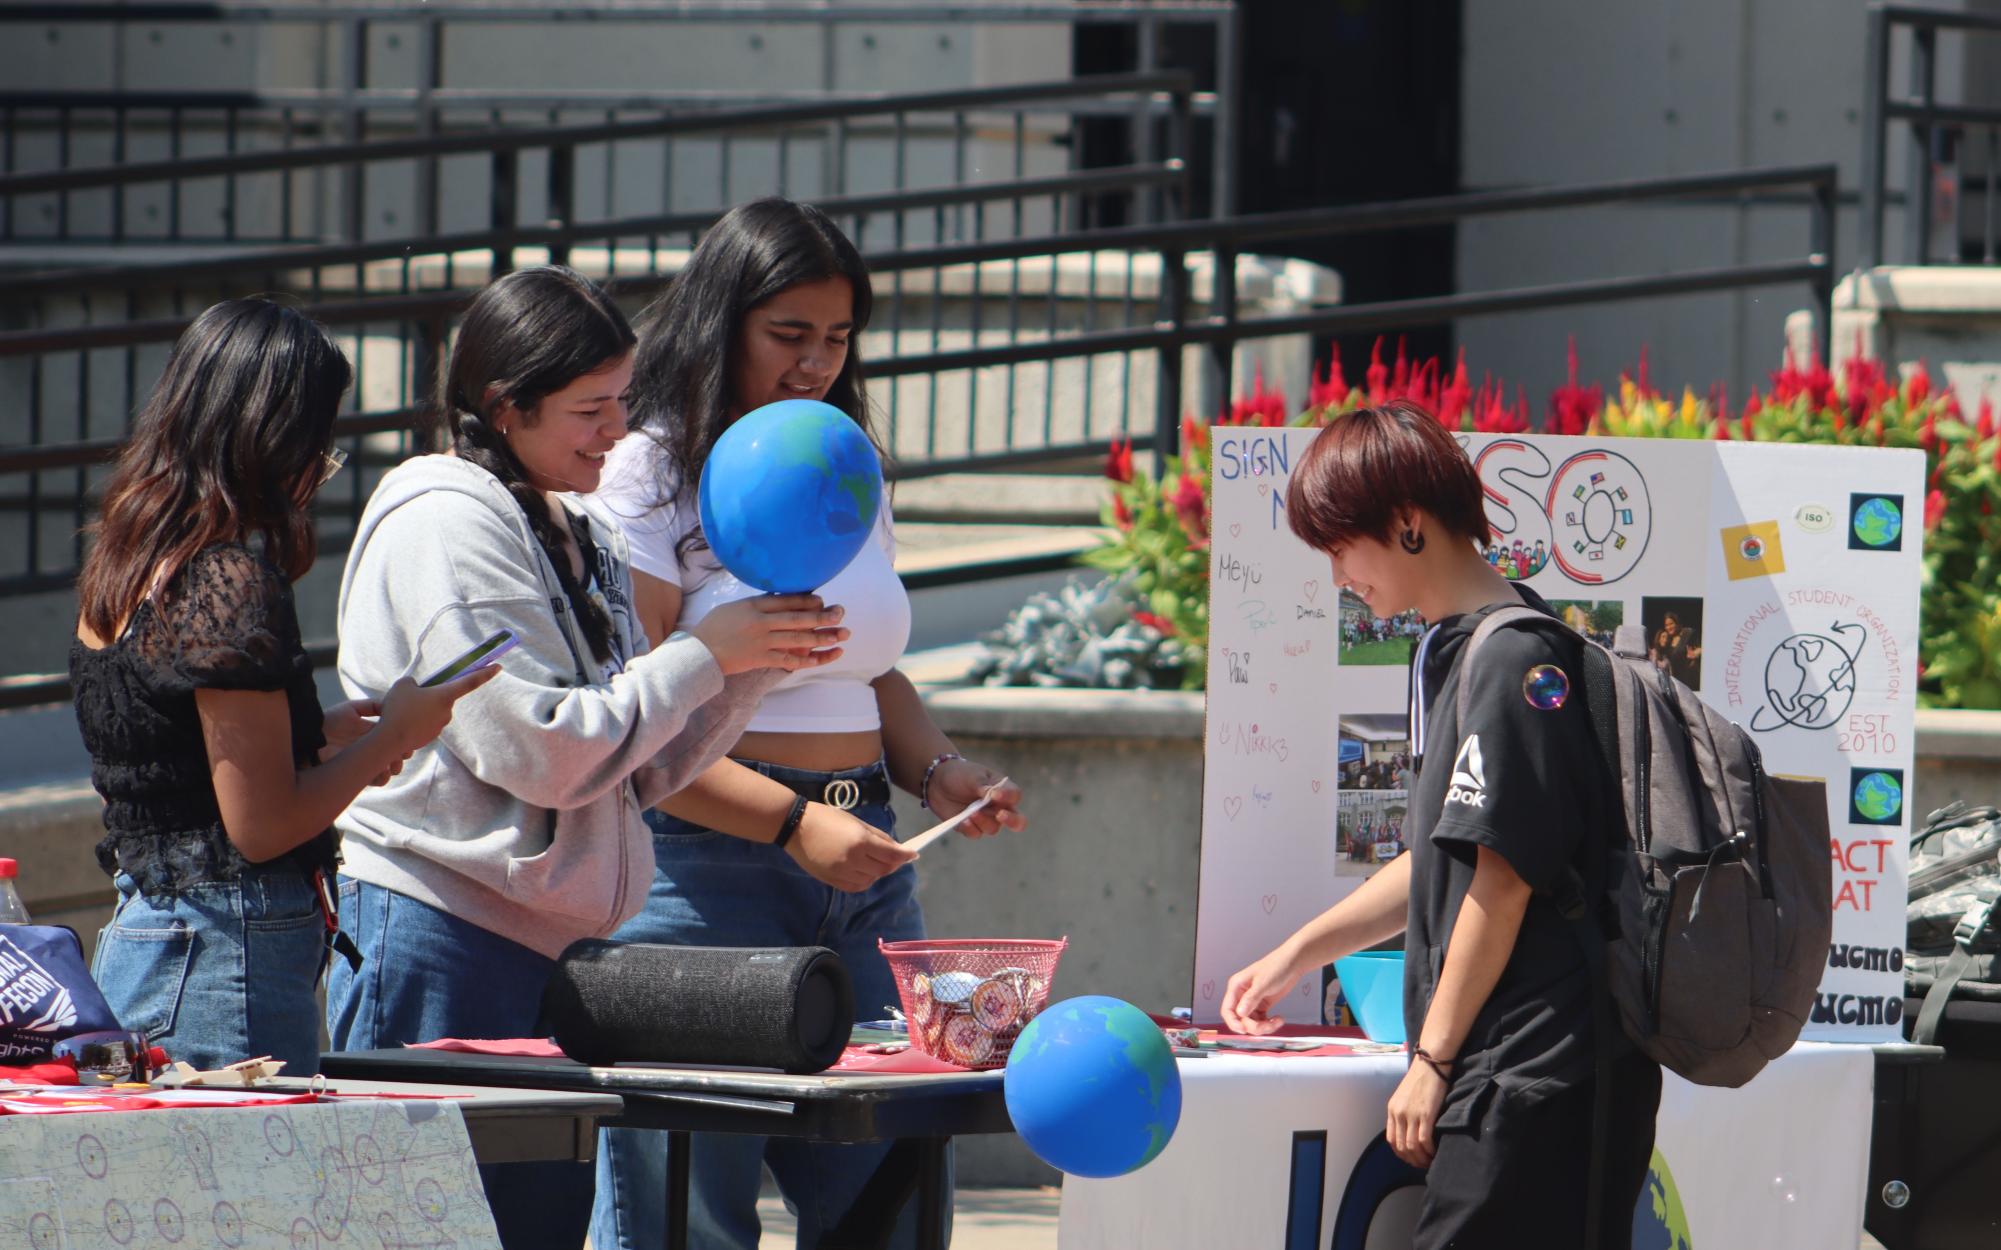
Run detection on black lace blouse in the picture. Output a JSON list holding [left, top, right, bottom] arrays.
[[69, 543, 334, 893]]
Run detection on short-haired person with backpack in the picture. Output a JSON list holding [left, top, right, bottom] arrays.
[[1222, 400, 1661, 1247]]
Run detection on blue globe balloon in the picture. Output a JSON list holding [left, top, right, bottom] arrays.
[[697, 399, 883, 594], [1003, 995, 1182, 1178]]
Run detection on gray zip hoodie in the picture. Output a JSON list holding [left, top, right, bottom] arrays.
[[333, 453, 779, 958]]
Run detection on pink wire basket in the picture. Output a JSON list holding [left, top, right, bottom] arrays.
[[878, 937, 1068, 1070]]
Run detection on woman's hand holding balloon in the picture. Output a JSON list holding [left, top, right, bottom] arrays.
[[691, 594, 848, 674]]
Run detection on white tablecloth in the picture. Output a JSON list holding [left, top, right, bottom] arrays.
[[1060, 1041, 1873, 1249]]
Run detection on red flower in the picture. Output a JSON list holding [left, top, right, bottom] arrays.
[[1388, 338, 1411, 399], [1438, 348, 1472, 428], [1366, 337, 1389, 403], [1771, 345, 1835, 411], [1925, 488, 1947, 533], [1907, 360, 1932, 407], [1104, 435, 1134, 484], [1471, 380, 1530, 434], [1309, 348, 1350, 409], [1182, 414, 1208, 451], [1741, 390, 1762, 441], [1979, 396, 1996, 440], [1545, 338, 1602, 436], [1170, 471, 1207, 538], [1112, 492, 1134, 531], [1132, 610, 1177, 637]]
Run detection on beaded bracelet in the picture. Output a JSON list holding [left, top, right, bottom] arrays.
[[919, 751, 964, 811], [1411, 1046, 1456, 1082], [772, 794, 810, 850]]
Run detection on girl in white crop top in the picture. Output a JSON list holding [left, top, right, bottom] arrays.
[[589, 198, 1025, 1250]]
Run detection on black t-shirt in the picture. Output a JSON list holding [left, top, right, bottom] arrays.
[[70, 543, 333, 893], [1402, 585, 1609, 1127]]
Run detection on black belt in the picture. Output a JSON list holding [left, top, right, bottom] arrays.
[[761, 770, 893, 812]]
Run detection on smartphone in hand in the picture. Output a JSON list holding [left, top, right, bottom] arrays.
[[420, 629, 518, 687]]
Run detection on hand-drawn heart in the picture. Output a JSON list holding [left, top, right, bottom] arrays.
[[1268, 682, 1278, 695], [1311, 779, 1322, 793], [1261, 894, 1278, 915], [1223, 795, 1244, 821], [1229, 522, 1243, 538], [1222, 647, 1233, 661], [1303, 580, 1320, 602], [1201, 980, 1216, 1001], [1257, 482, 1269, 497], [1276, 743, 1291, 763]]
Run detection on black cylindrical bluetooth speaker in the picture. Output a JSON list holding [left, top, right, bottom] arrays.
[[539, 940, 854, 1073]]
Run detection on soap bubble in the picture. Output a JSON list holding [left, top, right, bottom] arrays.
[[1521, 664, 1570, 710]]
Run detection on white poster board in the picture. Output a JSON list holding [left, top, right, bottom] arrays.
[[1194, 429, 1925, 1042], [1059, 1042, 1873, 1249]]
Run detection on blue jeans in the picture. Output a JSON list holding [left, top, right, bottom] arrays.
[[590, 759, 951, 1250], [326, 877, 592, 1250], [91, 865, 325, 1075]]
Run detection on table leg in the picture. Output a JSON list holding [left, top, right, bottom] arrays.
[[818, 1138, 924, 1250], [666, 1129, 692, 1250], [915, 1136, 949, 1250]]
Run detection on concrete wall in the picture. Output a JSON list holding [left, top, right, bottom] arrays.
[[1806, 267, 2001, 412], [12, 688, 2001, 1186], [1455, 0, 2001, 402]]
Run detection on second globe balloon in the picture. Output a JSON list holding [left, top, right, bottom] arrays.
[[696, 399, 884, 594]]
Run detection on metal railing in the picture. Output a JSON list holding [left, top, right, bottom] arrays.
[[0, 0, 1239, 242], [0, 161, 1837, 707], [0, 73, 1197, 605], [1861, 4, 2001, 266], [0, 159, 1835, 569]]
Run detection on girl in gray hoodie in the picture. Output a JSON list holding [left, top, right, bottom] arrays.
[[326, 266, 847, 1244]]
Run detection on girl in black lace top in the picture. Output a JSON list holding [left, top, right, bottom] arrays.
[[70, 299, 493, 1075]]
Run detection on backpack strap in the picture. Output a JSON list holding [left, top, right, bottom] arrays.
[[1452, 605, 1568, 727], [1913, 898, 1999, 1046]]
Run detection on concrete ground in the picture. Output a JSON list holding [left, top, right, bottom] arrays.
[[756, 1187, 1060, 1249]]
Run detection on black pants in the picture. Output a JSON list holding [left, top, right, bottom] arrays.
[[1413, 1052, 1662, 1250]]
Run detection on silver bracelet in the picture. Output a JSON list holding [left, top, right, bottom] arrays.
[[919, 751, 964, 811]]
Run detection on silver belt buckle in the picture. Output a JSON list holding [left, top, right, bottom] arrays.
[[822, 778, 862, 811]]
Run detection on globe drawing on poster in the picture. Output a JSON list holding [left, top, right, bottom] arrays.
[[1194, 426, 1925, 1043], [1749, 623, 1867, 732]]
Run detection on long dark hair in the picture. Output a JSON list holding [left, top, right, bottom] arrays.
[[628, 197, 880, 543], [78, 298, 350, 640], [435, 265, 636, 666]]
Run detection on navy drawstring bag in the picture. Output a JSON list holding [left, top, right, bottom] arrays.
[[0, 925, 126, 1063]]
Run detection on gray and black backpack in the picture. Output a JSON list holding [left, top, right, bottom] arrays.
[[1460, 608, 1833, 1088], [1906, 802, 2001, 1044]]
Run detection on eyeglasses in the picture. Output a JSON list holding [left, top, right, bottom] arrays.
[[318, 447, 349, 487], [52, 1029, 154, 1083]]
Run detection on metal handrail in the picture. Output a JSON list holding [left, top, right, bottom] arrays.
[[0, 164, 1840, 480], [0, 71, 1191, 198], [0, 2, 1236, 21], [1860, 3, 2001, 265], [0, 160, 1187, 297]]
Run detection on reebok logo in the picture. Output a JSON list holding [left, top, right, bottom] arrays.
[[1445, 735, 1488, 809]]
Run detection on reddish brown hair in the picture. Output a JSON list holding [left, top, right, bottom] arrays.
[[78, 299, 349, 639], [1283, 399, 1490, 552]]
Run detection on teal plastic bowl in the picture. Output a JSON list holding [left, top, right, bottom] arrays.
[[1332, 951, 1406, 1044]]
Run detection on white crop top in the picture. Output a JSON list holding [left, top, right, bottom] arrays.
[[594, 431, 911, 733]]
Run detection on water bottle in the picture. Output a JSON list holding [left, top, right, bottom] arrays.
[[0, 858, 30, 924]]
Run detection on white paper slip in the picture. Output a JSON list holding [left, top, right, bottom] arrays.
[[902, 776, 1012, 853]]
